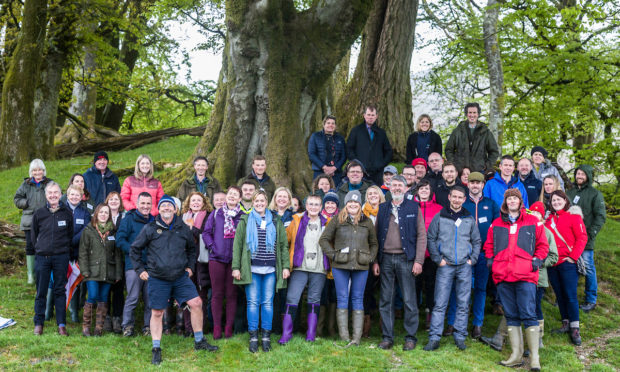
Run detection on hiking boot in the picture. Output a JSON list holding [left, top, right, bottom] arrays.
[[424, 340, 440, 351], [262, 330, 272, 352], [580, 302, 596, 313], [103, 315, 113, 332], [112, 316, 122, 334], [122, 325, 135, 337], [455, 338, 467, 350], [570, 327, 582, 346], [195, 338, 219, 352], [378, 340, 393, 350], [33, 325, 43, 335], [143, 326, 151, 336], [151, 347, 162, 365], [552, 319, 569, 334], [248, 330, 259, 353], [58, 326, 68, 336], [403, 340, 416, 351], [471, 325, 482, 340], [493, 303, 504, 315]]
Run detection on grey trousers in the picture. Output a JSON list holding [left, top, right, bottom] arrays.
[[379, 253, 419, 342], [122, 270, 151, 328], [285, 270, 326, 305], [429, 263, 472, 342]]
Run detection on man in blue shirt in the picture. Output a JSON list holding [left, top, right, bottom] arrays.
[[483, 155, 529, 208]]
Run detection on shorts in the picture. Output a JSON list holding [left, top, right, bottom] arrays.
[[148, 272, 199, 310]]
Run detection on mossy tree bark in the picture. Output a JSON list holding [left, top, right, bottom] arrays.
[[335, 0, 418, 161], [167, 0, 373, 195], [483, 0, 504, 149], [0, 0, 48, 169]]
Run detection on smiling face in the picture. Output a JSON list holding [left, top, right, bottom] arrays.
[[323, 201, 338, 215], [347, 165, 363, 184], [506, 195, 522, 213], [517, 159, 532, 177], [306, 197, 321, 218], [317, 178, 331, 193], [275, 190, 290, 210], [31, 168, 45, 182], [500, 158, 515, 178], [226, 189, 241, 208], [67, 189, 82, 206], [468, 180, 484, 196], [107, 194, 121, 212], [45, 185, 61, 207], [448, 189, 466, 210], [460, 168, 470, 184], [213, 193, 226, 209], [323, 118, 336, 134], [137, 195, 152, 216], [95, 158, 108, 172], [442, 165, 457, 184], [575, 169, 588, 186], [390, 179, 406, 202], [138, 158, 151, 176], [428, 153, 443, 172], [363, 108, 377, 125], [97, 206, 111, 224], [366, 188, 381, 207], [252, 194, 268, 214], [291, 197, 300, 212], [194, 159, 208, 177], [252, 159, 266, 177], [419, 117, 431, 132], [72, 175, 85, 189], [241, 184, 256, 201], [417, 185, 431, 201], [189, 194, 204, 212], [159, 202, 176, 221], [466, 107, 479, 124], [402, 168, 416, 187], [543, 177, 556, 194], [551, 194, 567, 212], [531, 152, 544, 166], [346, 201, 361, 215]]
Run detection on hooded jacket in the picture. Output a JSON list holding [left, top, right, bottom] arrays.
[[83, 166, 121, 206], [427, 207, 481, 266], [483, 172, 530, 209], [484, 210, 549, 285], [14, 177, 53, 231], [445, 120, 500, 173], [545, 208, 588, 264], [116, 209, 154, 271], [533, 159, 565, 189], [336, 179, 374, 207], [130, 215, 196, 281], [566, 165, 606, 251], [177, 174, 222, 203]]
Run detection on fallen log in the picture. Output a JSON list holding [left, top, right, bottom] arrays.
[[54, 126, 206, 159]]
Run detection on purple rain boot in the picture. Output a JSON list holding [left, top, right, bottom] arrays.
[[306, 303, 319, 342], [278, 304, 296, 345]]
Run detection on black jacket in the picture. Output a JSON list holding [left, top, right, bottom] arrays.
[[520, 171, 542, 207], [346, 122, 393, 174], [130, 215, 196, 281], [31, 203, 74, 256], [423, 170, 443, 190], [405, 130, 443, 164], [434, 179, 468, 209]]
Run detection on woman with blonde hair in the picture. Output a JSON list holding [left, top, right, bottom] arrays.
[[121, 154, 164, 215], [405, 114, 443, 164], [539, 175, 562, 215], [269, 186, 294, 227]]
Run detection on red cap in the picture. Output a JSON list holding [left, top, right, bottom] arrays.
[[411, 158, 428, 168]]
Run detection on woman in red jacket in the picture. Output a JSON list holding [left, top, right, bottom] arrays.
[[121, 154, 164, 215], [545, 190, 587, 346]]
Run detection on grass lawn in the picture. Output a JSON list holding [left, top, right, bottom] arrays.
[[0, 138, 618, 371]]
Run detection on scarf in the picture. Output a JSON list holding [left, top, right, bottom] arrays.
[[222, 203, 240, 238], [292, 212, 329, 269], [96, 221, 114, 240], [362, 202, 379, 218], [182, 210, 207, 229], [246, 209, 276, 254], [321, 208, 338, 220]]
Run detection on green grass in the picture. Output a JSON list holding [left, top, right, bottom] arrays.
[[1, 139, 619, 370]]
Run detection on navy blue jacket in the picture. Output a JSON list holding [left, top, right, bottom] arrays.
[[31, 203, 74, 256], [520, 171, 542, 207], [376, 199, 422, 263], [307, 130, 347, 174], [83, 166, 121, 206], [434, 179, 468, 209], [69, 204, 91, 260], [463, 195, 499, 245], [347, 122, 393, 174], [116, 209, 154, 271]]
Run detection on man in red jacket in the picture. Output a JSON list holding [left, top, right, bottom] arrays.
[[484, 189, 548, 371]]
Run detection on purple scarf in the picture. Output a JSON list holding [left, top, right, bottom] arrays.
[[293, 212, 329, 270]]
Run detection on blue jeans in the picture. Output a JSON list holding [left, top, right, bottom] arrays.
[[34, 254, 69, 326], [535, 287, 545, 320], [245, 272, 276, 331], [497, 281, 537, 327], [332, 268, 368, 310], [548, 262, 579, 322], [581, 250, 597, 304], [447, 252, 488, 327], [429, 263, 471, 342], [86, 281, 112, 303]]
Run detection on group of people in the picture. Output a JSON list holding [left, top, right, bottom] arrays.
[[14, 103, 607, 369]]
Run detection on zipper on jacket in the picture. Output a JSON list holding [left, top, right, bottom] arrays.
[[454, 225, 458, 265]]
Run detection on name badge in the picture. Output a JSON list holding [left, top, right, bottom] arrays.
[[550, 221, 556, 229], [260, 220, 266, 229], [341, 247, 350, 254], [87, 203, 93, 210], [478, 216, 488, 223], [509, 225, 517, 234], [573, 195, 580, 204], [455, 218, 462, 227], [58, 220, 66, 227], [227, 210, 236, 217], [483, 206, 489, 210], [76, 218, 84, 225], [406, 195, 413, 200], [108, 236, 115, 241]]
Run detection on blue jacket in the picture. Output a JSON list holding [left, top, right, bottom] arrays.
[[116, 209, 154, 271], [463, 195, 499, 245], [427, 207, 481, 266], [70, 204, 91, 260], [83, 166, 121, 206], [521, 171, 542, 206], [307, 130, 347, 174], [376, 199, 424, 263], [483, 172, 530, 208]]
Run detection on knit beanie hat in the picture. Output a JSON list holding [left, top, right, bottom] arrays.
[[344, 190, 362, 206], [500, 188, 524, 214], [323, 191, 340, 207], [94, 151, 109, 163], [531, 146, 548, 158], [158, 194, 176, 210]]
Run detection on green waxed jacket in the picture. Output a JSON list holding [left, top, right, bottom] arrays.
[[79, 224, 123, 283], [231, 214, 290, 290], [538, 226, 559, 288], [566, 165, 606, 251], [445, 120, 500, 173]]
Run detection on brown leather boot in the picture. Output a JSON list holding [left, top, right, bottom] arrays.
[[94, 302, 108, 336], [82, 302, 94, 337], [362, 314, 371, 338]]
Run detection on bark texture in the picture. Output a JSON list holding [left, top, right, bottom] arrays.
[[335, 0, 418, 161], [0, 0, 48, 168], [483, 0, 504, 149], [166, 0, 373, 195]]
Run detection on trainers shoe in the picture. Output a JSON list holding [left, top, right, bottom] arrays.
[[195, 338, 219, 352], [424, 340, 440, 351], [580, 303, 596, 313], [151, 347, 162, 365], [123, 326, 134, 337]]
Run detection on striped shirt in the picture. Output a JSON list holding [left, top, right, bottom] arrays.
[[251, 217, 276, 268]]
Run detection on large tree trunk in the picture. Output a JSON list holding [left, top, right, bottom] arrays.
[[335, 0, 419, 161], [165, 0, 372, 195], [483, 0, 505, 149], [0, 0, 48, 169]]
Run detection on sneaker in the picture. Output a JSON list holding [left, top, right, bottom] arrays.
[[580, 303, 596, 313], [423, 340, 440, 351], [195, 338, 219, 352], [455, 339, 467, 350], [151, 347, 162, 365], [123, 326, 134, 337]]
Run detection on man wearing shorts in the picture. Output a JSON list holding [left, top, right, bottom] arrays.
[[131, 194, 218, 365]]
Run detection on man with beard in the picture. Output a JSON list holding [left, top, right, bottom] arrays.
[[434, 162, 467, 208], [402, 165, 418, 200], [239, 181, 257, 214], [374, 176, 426, 351], [517, 158, 542, 206]]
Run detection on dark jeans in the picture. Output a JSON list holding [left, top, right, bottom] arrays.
[[548, 262, 579, 322], [108, 277, 125, 317], [379, 254, 419, 342], [497, 281, 537, 328], [535, 287, 545, 320], [34, 254, 69, 326], [363, 267, 379, 314], [86, 281, 111, 303], [582, 250, 597, 304], [320, 279, 336, 305], [286, 270, 326, 305], [429, 263, 471, 342], [25, 230, 35, 255], [416, 257, 437, 310]]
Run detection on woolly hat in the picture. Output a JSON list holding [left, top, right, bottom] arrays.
[[531, 146, 548, 158], [411, 158, 428, 168], [158, 194, 177, 210], [500, 188, 524, 214], [529, 201, 545, 217], [344, 190, 362, 206], [322, 191, 340, 207], [468, 172, 485, 183], [94, 151, 109, 163]]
